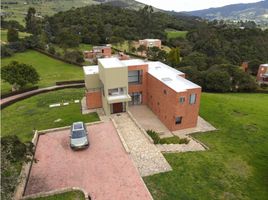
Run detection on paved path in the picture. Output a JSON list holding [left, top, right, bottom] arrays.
[[25, 122, 153, 200], [111, 113, 172, 177], [0, 83, 84, 108]]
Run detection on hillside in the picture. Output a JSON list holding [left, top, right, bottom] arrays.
[[185, 0, 268, 27], [0, 0, 149, 24]]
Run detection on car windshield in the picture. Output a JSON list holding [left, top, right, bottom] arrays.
[[72, 130, 86, 139]]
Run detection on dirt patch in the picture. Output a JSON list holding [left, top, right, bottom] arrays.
[[232, 109, 248, 117], [225, 158, 252, 179], [244, 124, 258, 132]]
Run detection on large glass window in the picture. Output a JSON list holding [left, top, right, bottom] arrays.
[[128, 70, 142, 84], [189, 94, 196, 104]]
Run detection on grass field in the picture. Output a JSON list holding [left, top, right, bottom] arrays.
[[144, 93, 268, 200], [1, 50, 84, 95], [27, 190, 85, 200], [1, 29, 31, 43], [165, 29, 188, 39], [1, 88, 99, 142], [52, 43, 93, 55]]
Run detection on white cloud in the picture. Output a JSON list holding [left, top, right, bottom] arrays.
[[135, 0, 262, 12]]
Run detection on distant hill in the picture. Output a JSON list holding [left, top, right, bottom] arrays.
[[1, 0, 151, 24], [185, 0, 268, 27]]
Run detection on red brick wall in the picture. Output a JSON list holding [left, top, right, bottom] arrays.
[[86, 91, 102, 109], [102, 47, 112, 57], [147, 74, 201, 131], [128, 64, 148, 104]]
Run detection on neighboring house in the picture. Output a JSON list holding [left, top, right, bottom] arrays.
[[139, 39, 162, 49], [84, 58, 201, 131], [257, 64, 268, 84], [83, 45, 112, 59]]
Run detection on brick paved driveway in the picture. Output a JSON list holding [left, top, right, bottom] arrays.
[[25, 121, 152, 200]]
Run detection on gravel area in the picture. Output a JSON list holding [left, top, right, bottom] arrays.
[[112, 113, 172, 177]]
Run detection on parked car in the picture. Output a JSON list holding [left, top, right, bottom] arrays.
[[70, 122, 89, 150]]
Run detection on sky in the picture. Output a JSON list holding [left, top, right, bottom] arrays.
[[135, 0, 262, 12]]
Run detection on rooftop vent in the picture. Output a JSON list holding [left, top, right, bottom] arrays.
[[161, 77, 172, 82], [155, 66, 161, 69]]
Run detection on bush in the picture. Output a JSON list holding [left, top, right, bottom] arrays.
[[7, 28, 19, 42], [64, 50, 84, 63], [7, 41, 26, 52], [48, 46, 56, 55], [1, 45, 14, 58], [146, 130, 190, 144]]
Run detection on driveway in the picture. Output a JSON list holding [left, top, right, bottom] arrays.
[[24, 121, 152, 200]]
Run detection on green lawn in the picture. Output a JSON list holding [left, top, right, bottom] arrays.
[[1, 50, 84, 95], [165, 29, 188, 39], [1, 88, 99, 142], [27, 190, 85, 200], [52, 43, 93, 55], [144, 93, 268, 200], [1, 29, 31, 43]]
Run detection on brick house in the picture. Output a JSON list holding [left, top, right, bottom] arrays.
[[138, 39, 161, 49], [83, 45, 112, 59], [84, 58, 201, 131], [257, 64, 268, 84]]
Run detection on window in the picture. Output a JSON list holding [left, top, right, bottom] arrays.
[[128, 70, 142, 84], [108, 88, 124, 96], [175, 117, 182, 124], [189, 94, 196, 104], [163, 89, 167, 95], [179, 97, 185, 104]]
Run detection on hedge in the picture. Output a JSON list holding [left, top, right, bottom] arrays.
[[1, 86, 39, 99]]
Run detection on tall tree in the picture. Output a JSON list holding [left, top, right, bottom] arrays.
[[167, 47, 180, 67], [25, 7, 39, 34]]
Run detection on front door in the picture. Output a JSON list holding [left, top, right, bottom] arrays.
[[112, 103, 123, 114]]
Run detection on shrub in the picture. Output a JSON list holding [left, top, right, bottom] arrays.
[[146, 130, 190, 144], [48, 46, 56, 55], [1, 136, 33, 200], [1, 45, 14, 58], [7, 28, 19, 42]]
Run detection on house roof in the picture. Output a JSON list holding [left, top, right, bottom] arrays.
[[121, 59, 145, 66], [140, 39, 161, 42], [84, 58, 201, 92], [147, 61, 201, 92], [83, 65, 99, 75], [260, 64, 268, 67], [98, 58, 126, 69]]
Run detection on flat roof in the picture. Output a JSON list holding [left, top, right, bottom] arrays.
[[121, 59, 145, 66], [83, 65, 99, 75], [140, 39, 160, 42], [98, 58, 126, 69], [147, 61, 200, 92]]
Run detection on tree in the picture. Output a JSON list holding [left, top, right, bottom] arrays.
[[56, 28, 80, 48], [7, 28, 19, 42], [248, 59, 262, 76], [1, 61, 40, 91], [137, 45, 147, 56], [204, 70, 231, 92], [167, 47, 180, 67], [147, 47, 167, 61], [25, 7, 39, 34], [64, 50, 84, 63]]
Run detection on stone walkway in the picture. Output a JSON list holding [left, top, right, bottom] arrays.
[[111, 113, 172, 177]]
